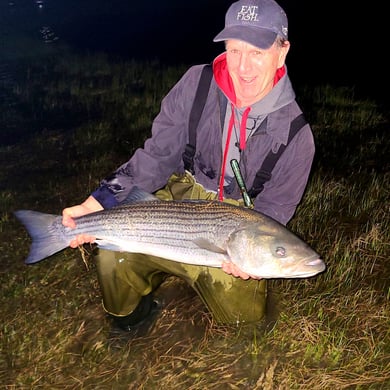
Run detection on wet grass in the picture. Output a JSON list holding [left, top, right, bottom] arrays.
[[0, 51, 389, 389]]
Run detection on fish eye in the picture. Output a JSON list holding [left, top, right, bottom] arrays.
[[275, 246, 286, 257]]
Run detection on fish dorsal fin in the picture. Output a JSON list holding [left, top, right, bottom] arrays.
[[193, 238, 227, 254], [121, 186, 160, 205]]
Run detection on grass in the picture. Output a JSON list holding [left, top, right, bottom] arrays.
[[0, 49, 389, 389]]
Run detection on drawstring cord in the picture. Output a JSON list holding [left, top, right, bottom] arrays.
[[239, 106, 251, 151], [218, 107, 235, 201], [218, 105, 251, 201]]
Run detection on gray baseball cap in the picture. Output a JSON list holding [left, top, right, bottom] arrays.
[[213, 0, 288, 49]]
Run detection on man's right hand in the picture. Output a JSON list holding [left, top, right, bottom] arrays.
[[62, 195, 104, 248]]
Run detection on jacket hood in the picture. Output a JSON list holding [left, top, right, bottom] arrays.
[[213, 53, 237, 104]]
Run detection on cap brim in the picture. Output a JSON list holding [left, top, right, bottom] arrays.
[[213, 25, 277, 49]]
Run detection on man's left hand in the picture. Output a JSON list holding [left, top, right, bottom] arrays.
[[221, 262, 262, 280]]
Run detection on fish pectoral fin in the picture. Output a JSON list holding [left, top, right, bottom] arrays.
[[95, 239, 124, 252], [192, 238, 227, 254]]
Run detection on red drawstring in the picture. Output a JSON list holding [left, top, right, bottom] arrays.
[[218, 108, 235, 201], [218, 105, 251, 201], [239, 107, 251, 151]]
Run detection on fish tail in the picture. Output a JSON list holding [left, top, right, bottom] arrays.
[[14, 210, 67, 264]]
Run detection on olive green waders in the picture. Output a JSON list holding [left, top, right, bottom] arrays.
[[95, 172, 267, 325]]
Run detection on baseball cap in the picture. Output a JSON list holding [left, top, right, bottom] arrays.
[[213, 0, 288, 49]]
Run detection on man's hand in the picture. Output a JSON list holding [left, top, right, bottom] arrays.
[[221, 261, 263, 280], [62, 196, 103, 248]]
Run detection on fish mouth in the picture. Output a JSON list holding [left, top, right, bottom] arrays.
[[306, 258, 325, 267], [241, 256, 326, 279], [292, 257, 326, 277]]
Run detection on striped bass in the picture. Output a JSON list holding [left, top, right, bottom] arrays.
[[14, 190, 325, 279]]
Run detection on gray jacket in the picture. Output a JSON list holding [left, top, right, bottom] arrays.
[[92, 56, 315, 225]]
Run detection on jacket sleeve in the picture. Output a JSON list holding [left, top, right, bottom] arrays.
[[91, 66, 205, 208], [252, 124, 315, 225]]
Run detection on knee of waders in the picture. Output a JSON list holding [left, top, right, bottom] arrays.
[[194, 270, 267, 325], [94, 248, 118, 272]]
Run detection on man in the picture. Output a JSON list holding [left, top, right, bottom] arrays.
[[62, 0, 315, 332]]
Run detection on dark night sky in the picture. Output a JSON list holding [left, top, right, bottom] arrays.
[[0, 0, 385, 103]]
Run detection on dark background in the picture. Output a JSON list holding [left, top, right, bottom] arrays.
[[0, 0, 385, 104]]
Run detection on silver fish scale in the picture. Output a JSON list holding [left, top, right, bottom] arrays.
[[16, 198, 326, 276], [68, 201, 263, 247]]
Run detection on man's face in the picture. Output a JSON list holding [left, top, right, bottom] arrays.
[[226, 39, 289, 107]]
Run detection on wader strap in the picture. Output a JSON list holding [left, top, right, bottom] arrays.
[[182, 64, 213, 174], [248, 113, 307, 198]]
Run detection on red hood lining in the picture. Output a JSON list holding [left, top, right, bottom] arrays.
[[212, 53, 286, 105]]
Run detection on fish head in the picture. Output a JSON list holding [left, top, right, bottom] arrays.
[[226, 222, 326, 279]]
